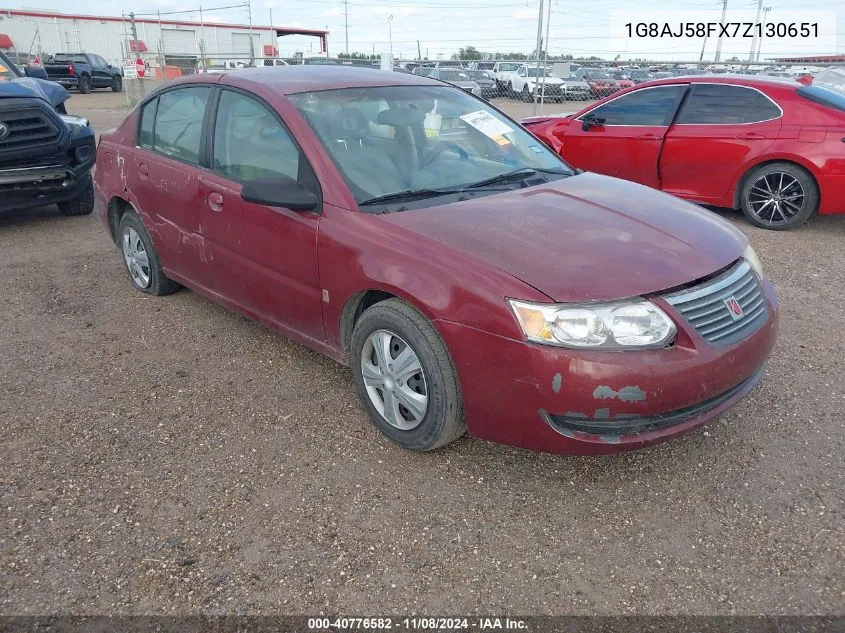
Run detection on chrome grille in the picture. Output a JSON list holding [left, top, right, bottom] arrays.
[[663, 260, 767, 346]]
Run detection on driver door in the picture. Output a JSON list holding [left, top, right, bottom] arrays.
[[198, 88, 324, 340], [559, 84, 687, 189]]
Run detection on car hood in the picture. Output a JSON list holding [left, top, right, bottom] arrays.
[[379, 173, 747, 302], [0, 76, 70, 108]]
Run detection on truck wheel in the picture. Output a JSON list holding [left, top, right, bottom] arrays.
[[57, 175, 95, 216], [78, 75, 92, 94], [350, 298, 465, 452], [111, 76, 122, 92], [117, 211, 182, 295], [521, 84, 533, 103]]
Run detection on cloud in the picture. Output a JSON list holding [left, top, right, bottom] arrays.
[[374, 6, 416, 17], [512, 8, 536, 20], [322, 8, 343, 18]]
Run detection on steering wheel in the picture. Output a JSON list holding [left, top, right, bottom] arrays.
[[419, 140, 469, 170]]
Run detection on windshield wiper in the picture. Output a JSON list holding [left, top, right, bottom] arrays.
[[462, 167, 571, 191], [358, 188, 461, 207]]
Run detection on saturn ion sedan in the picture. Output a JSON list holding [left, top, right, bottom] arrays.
[[93, 67, 778, 455]]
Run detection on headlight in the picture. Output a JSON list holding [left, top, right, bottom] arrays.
[[508, 299, 676, 349], [743, 244, 764, 277], [60, 114, 90, 129]]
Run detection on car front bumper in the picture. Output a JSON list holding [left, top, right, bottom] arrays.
[[435, 278, 778, 455]]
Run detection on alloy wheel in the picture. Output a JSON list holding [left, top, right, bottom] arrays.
[[746, 172, 805, 227], [122, 226, 151, 288], [360, 329, 428, 431]]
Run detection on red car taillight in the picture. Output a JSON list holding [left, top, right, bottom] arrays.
[[67, 64, 75, 76]]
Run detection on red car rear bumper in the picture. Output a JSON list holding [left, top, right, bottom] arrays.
[[436, 279, 778, 455]]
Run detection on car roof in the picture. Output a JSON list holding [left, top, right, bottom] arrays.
[[640, 73, 801, 91], [192, 65, 444, 94]]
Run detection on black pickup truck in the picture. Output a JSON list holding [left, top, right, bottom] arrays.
[[1, 50, 96, 216], [44, 53, 123, 93]]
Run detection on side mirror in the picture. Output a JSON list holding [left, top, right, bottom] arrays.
[[581, 113, 606, 131], [241, 176, 319, 211]]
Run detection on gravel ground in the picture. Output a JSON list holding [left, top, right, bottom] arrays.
[[0, 93, 843, 617]]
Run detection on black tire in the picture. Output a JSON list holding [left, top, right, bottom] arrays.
[[78, 75, 92, 94], [350, 298, 465, 451], [521, 84, 532, 103], [739, 161, 819, 230], [116, 210, 181, 296], [508, 81, 516, 97], [111, 76, 122, 92], [57, 174, 95, 216]]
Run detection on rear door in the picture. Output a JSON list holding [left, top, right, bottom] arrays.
[[131, 85, 215, 287], [197, 87, 324, 340], [559, 84, 686, 188], [660, 83, 782, 203]]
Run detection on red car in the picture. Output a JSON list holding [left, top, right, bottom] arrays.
[[573, 68, 623, 98], [93, 67, 778, 456], [523, 76, 845, 230]]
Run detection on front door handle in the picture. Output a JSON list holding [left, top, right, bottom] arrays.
[[207, 192, 224, 212], [637, 133, 662, 140], [736, 132, 765, 140], [138, 163, 149, 180]]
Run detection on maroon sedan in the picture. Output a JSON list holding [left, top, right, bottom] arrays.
[[523, 76, 845, 230], [93, 67, 778, 455]]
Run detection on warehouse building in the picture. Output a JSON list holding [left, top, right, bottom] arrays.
[[0, 8, 328, 71]]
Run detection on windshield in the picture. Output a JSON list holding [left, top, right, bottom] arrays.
[[524, 67, 551, 77], [52, 54, 88, 64], [464, 70, 490, 80], [0, 53, 21, 80], [630, 70, 652, 79], [586, 71, 613, 80], [498, 63, 520, 71], [439, 70, 471, 81], [290, 85, 571, 210]]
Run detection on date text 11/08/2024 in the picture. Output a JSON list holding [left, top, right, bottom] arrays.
[[624, 22, 819, 38], [307, 617, 528, 630]]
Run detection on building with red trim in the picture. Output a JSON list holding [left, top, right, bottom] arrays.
[[0, 8, 328, 67]]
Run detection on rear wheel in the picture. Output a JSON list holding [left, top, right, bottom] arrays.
[[117, 211, 181, 295], [740, 162, 818, 230], [350, 298, 465, 451], [78, 75, 92, 94]]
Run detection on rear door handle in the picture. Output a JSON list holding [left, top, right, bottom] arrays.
[[736, 132, 765, 140], [138, 163, 149, 180], [207, 192, 224, 212], [637, 133, 662, 140]]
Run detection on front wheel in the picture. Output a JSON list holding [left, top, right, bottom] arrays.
[[521, 84, 533, 103], [111, 76, 122, 92], [740, 162, 819, 230], [350, 298, 465, 451], [57, 175, 94, 216]]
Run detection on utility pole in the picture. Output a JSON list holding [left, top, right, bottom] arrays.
[[699, 34, 708, 66], [269, 8, 274, 59], [539, 0, 551, 113], [756, 7, 771, 62], [344, 0, 349, 54], [199, 6, 206, 71], [749, 0, 763, 62], [129, 12, 145, 97], [532, 0, 545, 115], [714, 0, 728, 62], [247, 0, 255, 66], [417, 39, 421, 62], [388, 15, 394, 62]]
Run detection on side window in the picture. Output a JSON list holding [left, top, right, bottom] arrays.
[[213, 90, 300, 182], [138, 97, 157, 149], [152, 86, 211, 164], [587, 85, 685, 126], [93, 55, 107, 67], [676, 85, 781, 124]]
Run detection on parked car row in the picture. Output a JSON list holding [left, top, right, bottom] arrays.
[[90, 65, 782, 457]]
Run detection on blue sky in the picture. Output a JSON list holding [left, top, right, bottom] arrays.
[[5, 0, 843, 60]]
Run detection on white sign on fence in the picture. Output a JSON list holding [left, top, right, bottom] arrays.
[[122, 58, 138, 79]]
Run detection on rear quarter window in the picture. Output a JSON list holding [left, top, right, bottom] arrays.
[[797, 85, 845, 113]]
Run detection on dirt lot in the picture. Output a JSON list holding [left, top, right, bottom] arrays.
[[1, 87, 843, 616]]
